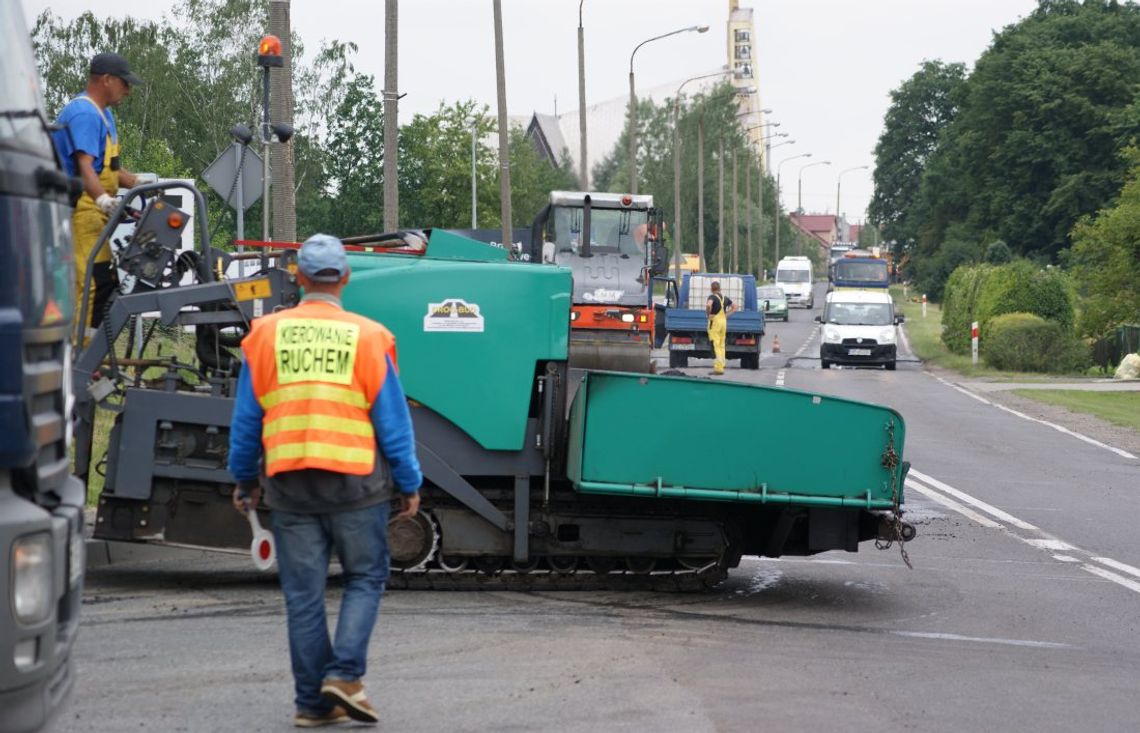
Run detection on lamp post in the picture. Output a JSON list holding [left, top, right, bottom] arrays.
[[775, 153, 811, 264], [836, 164, 869, 232], [578, 0, 588, 189], [797, 159, 831, 214], [673, 70, 729, 290], [628, 24, 708, 194], [469, 119, 478, 228]]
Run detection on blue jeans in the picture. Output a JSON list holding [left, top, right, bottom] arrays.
[[272, 502, 391, 715]]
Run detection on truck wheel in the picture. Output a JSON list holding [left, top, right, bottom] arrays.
[[742, 353, 760, 370], [669, 352, 688, 369], [885, 361, 896, 371], [821, 359, 831, 370]]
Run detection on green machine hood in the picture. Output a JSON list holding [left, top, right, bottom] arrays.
[[341, 232, 571, 451]]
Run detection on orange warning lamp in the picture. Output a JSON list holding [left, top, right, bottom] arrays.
[[167, 211, 184, 230], [257, 34, 283, 68]]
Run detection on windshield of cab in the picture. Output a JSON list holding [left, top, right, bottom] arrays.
[[825, 302, 893, 326], [0, 3, 54, 157], [776, 269, 809, 283], [549, 206, 649, 257]]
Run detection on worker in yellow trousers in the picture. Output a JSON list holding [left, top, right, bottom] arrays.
[[705, 281, 736, 375]]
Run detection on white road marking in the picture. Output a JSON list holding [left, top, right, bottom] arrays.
[[775, 369, 786, 387], [911, 467, 1140, 598], [934, 375, 993, 405], [932, 378, 1136, 460], [1091, 557, 1140, 580], [1025, 539, 1075, 552], [1081, 564, 1140, 595], [890, 631, 1074, 649], [908, 469, 1039, 531], [905, 479, 1003, 528], [897, 320, 913, 357]]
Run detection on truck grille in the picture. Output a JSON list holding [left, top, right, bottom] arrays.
[[17, 323, 71, 495], [841, 338, 879, 346]]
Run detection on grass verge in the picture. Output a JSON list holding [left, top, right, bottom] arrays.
[[1012, 390, 1140, 431]]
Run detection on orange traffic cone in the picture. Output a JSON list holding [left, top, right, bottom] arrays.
[[772, 334, 781, 353]]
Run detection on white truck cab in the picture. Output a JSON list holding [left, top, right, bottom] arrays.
[[775, 256, 814, 308], [816, 289, 903, 370]]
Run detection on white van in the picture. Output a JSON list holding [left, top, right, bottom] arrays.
[[775, 256, 814, 308], [815, 289, 903, 370]]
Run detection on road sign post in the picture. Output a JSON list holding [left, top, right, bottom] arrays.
[[971, 321, 979, 365], [922, 293, 927, 319]]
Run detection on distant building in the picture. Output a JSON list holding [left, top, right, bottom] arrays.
[[789, 213, 838, 255], [523, 0, 767, 188]]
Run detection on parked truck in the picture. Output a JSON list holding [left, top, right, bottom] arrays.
[[1, 5, 86, 730], [663, 273, 765, 370]]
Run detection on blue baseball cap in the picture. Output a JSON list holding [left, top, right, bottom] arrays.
[[298, 234, 348, 282]]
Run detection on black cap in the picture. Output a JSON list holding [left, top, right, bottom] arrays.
[[89, 52, 143, 87]]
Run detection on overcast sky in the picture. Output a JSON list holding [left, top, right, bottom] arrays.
[[23, 0, 1040, 222]]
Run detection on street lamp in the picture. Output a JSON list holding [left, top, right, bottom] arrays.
[[836, 164, 870, 226], [578, 0, 588, 190], [469, 118, 478, 228], [761, 132, 788, 142], [628, 24, 709, 194], [797, 159, 831, 214], [673, 70, 730, 286], [775, 153, 811, 264]]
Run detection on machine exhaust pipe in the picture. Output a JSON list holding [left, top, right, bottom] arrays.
[[877, 517, 916, 543]]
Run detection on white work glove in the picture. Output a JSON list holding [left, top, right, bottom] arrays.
[[95, 193, 116, 217]]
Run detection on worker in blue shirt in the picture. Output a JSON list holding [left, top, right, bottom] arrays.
[[228, 234, 422, 727], [51, 52, 141, 336]]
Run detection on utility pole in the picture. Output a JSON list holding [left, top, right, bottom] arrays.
[[493, 0, 512, 251], [756, 164, 764, 280], [717, 140, 724, 272], [383, 0, 399, 230], [268, 0, 295, 242], [697, 117, 705, 269], [745, 157, 752, 276], [577, 0, 588, 190], [732, 150, 738, 273]]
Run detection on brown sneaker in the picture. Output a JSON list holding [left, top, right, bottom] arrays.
[[320, 678, 379, 724], [294, 705, 349, 728]]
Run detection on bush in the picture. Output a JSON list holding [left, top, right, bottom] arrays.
[[984, 240, 1012, 264], [911, 238, 979, 302], [984, 313, 1091, 373], [975, 260, 1076, 343], [941, 264, 993, 354]]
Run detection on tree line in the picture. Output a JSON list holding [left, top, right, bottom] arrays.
[[869, 0, 1140, 338]]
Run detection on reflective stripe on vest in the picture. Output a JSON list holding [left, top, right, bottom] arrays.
[[246, 303, 391, 477]]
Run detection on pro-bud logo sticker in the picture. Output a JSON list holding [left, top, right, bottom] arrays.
[[424, 299, 485, 333]]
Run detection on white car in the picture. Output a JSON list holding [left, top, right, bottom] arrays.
[[815, 289, 903, 370]]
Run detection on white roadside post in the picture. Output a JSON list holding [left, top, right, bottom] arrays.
[[922, 293, 927, 318], [971, 321, 979, 365]]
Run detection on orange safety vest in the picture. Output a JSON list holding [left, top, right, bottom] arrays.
[[243, 300, 398, 477]]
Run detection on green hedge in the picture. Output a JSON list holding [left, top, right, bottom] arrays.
[[984, 312, 1091, 373], [941, 264, 993, 354], [975, 260, 1075, 342]]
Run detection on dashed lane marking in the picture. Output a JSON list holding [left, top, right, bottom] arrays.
[[775, 369, 786, 387]]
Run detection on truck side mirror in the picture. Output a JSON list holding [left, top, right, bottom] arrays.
[[895, 314, 905, 324], [650, 241, 668, 276], [813, 315, 822, 323]]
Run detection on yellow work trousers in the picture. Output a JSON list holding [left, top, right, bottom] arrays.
[[708, 311, 727, 374]]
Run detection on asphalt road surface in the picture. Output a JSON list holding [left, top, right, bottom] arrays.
[[62, 282, 1140, 732]]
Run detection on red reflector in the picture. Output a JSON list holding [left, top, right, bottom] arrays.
[[734, 338, 756, 345], [621, 195, 632, 206], [168, 212, 184, 229], [673, 336, 693, 344], [258, 540, 272, 561]]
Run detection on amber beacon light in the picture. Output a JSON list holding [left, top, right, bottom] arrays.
[[257, 34, 283, 68]]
